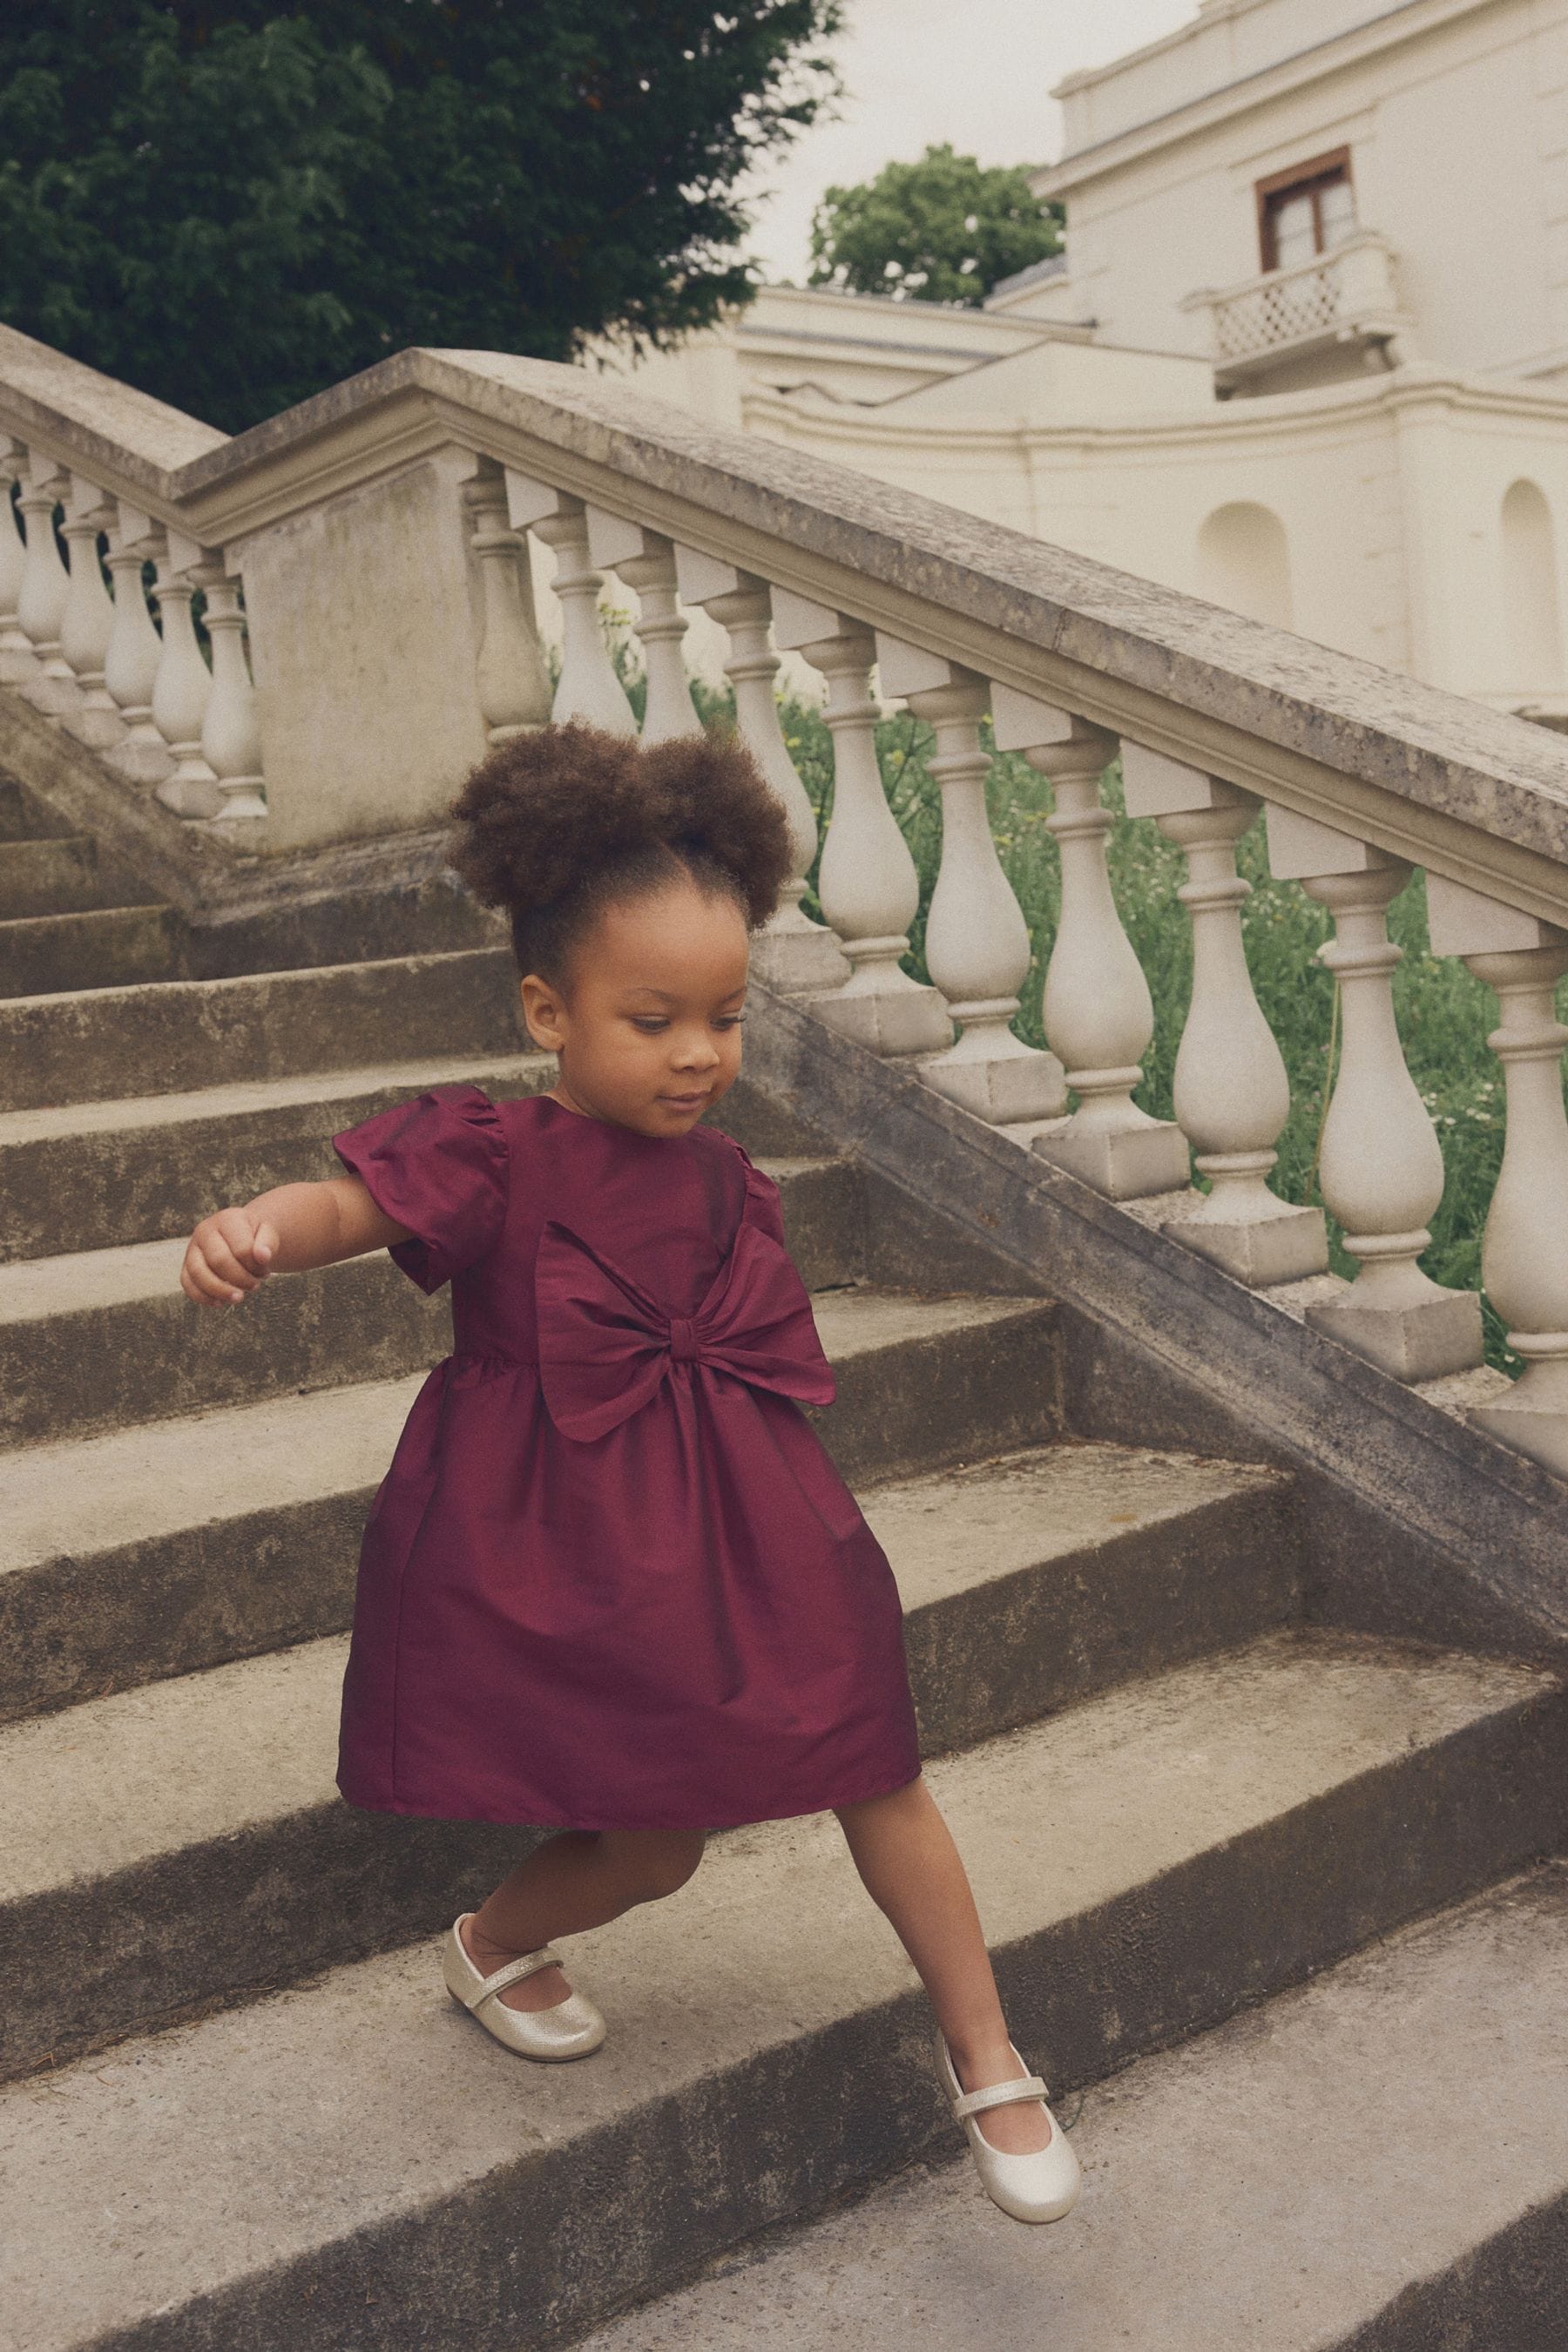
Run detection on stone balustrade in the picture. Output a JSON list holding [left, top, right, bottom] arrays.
[[0, 331, 1565, 1476]]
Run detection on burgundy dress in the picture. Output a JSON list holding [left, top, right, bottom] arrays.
[[330, 1085, 922, 1831]]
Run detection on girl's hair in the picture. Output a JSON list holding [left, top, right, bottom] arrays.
[[448, 720, 794, 986]]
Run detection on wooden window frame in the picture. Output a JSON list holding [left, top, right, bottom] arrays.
[[1255, 146, 1354, 274]]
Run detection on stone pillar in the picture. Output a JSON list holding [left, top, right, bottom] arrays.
[[0, 442, 35, 685], [504, 474, 636, 737], [15, 451, 76, 718], [1428, 874, 1568, 1475], [199, 570, 267, 822], [57, 476, 123, 751], [1121, 744, 1327, 1283], [585, 512, 700, 746], [102, 503, 174, 789], [771, 588, 950, 1055], [875, 641, 1064, 1121], [463, 470, 551, 744], [149, 531, 222, 820], [1266, 806, 1482, 1380], [674, 546, 848, 994], [991, 685, 1187, 1196]]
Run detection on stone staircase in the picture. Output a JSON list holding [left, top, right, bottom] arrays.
[[0, 772, 183, 996], [3, 771, 1566, 2352]]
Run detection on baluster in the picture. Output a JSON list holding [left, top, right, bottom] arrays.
[[1427, 875, 1568, 1473], [149, 531, 221, 819], [199, 568, 266, 821], [503, 475, 636, 736], [873, 642, 1064, 1120], [15, 452, 76, 716], [0, 443, 36, 684], [1120, 745, 1328, 1281], [102, 504, 174, 787], [991, 686, 1189, 1195], [769, 591, 950, 1053], [57, 476, 123, 750], [1266, 807, 1482, 1379], [673, 548, 849, 993], [585, 513, 701, 745], [463, 471, 551, 742]]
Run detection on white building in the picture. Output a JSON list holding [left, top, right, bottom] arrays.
[[607, 0, 1568, 717]]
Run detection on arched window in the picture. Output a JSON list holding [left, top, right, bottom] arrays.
[[1500, 479, 1563, 691], [1198, 503, 1294, 629]]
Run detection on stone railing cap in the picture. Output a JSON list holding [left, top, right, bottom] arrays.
[[4, 337, 1567, 914]]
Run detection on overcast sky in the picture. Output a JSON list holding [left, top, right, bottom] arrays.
[[743, 0, 1200, 282]]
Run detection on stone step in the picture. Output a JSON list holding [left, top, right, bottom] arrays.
[[574, 1861, 1568, 2352], [0, 1058, 845, 1266], [0, 1351, 1292, 1727], [0, 946, 526, 1112], [0, 1052, 556, 1264], [3, 1632, 1563, 2352], [0, 835, 113, 921], [0, 1433, 1292, 2077], [0, 903, 184, 997], [0, 776, 67, 842], [0, 1173, 916, 1449]]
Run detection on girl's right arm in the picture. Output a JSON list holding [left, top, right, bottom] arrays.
[[180, 1176, 413, 1308]]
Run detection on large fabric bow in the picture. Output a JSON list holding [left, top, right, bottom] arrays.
[[534, 1217, 837, 1442]]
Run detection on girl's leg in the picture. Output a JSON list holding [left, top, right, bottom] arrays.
[[834, 1774, 1051, 2156], [463, 1828, 706, 2011]]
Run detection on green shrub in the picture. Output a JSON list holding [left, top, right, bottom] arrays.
[[766, 689, 1558, 1375]]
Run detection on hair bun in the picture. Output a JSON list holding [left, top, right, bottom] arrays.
[[447, 720, 794, 977]]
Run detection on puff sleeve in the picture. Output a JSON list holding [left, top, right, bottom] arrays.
[[332, 1084, 510, 1294]]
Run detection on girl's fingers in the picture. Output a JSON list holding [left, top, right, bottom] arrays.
[[199, 1232, 260, 1292], [251, 1220, 280, 1268], [182, 1239, 252, 1306]]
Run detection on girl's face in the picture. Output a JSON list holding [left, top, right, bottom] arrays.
[[520, 878, 750, 1137]]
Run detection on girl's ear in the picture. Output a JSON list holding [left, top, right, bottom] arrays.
[[519, 973, 566, 1054]]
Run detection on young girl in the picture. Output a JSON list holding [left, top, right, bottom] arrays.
[[180, 721, 1081, 2229]]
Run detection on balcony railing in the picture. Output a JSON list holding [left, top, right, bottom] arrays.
[[1181, 231, 1416, 387], [0, 328, 1565, 1508]]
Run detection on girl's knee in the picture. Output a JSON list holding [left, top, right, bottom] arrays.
[[612, 1827, 706, 1904]]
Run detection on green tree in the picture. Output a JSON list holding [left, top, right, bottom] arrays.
[[0, 1, 841, 431], [808, 141, 1062, 306]]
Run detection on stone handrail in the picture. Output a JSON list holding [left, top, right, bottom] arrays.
[[1, 325, 1566, 1475]]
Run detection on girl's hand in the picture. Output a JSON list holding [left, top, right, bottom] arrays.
[[181, 1206, 281, 1307]]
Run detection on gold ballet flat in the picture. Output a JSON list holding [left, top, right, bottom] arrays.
[[443, 1914, 606, 2060]]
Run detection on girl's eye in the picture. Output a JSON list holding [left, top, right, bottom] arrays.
[[630, 1018, 670, 1033]]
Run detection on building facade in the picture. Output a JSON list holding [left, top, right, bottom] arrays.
[[603, 0, 1568, 718]]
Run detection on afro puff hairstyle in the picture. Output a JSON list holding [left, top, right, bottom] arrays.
[[447, 720, 794, 987]]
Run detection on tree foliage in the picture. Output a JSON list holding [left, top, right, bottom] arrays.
[[0, 0, 841, 430], [808, 142, 1062, 306]]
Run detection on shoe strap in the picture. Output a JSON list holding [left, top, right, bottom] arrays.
[[463, 1943, 564, 2010], [952, 2072, 1049, 2119]]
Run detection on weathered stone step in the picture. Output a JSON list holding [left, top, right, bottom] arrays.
[[0, 903, 184, 996], [0, 1177, 921, 1448], [0, 1431, 1290, 2078], [0, 1059, 843, 1266], [0, 1357, 1291, 1729], [0, 835, 113, 922], [0, 947, 526, 1112], [3, 1633, 1563, 2352], [0, 776, 67, 842], [575, 1861, 1568, 2352], [0, 1051, 555, 1263]]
